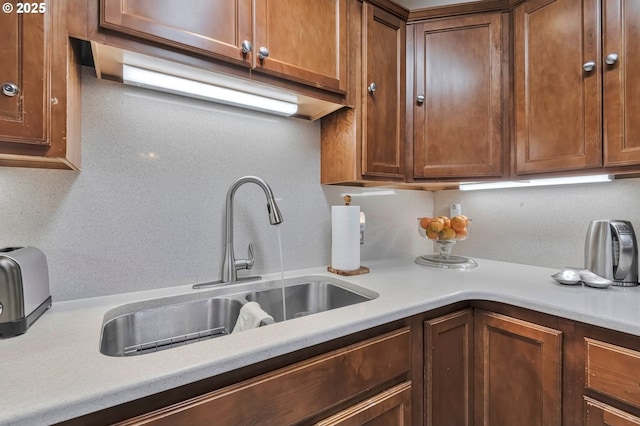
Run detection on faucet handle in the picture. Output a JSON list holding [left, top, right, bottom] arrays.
[[246, 243, 255, 269], [234, 243, 255, 271]]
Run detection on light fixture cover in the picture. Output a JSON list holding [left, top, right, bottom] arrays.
[[459, 174, 614, 191], [122, 65, 298, 116]]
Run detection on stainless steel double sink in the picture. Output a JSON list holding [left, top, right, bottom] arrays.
[[99, 276, 378, 357]]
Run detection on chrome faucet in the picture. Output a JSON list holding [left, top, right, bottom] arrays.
[[194, 176, 283, 289], [222, 175, 283, 283], [193, 176, 283, 289]]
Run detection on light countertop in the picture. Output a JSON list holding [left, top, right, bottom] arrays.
[[2, 257, 640, 425]]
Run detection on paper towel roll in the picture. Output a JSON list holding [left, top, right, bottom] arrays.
[[331, 205, 360, 271]]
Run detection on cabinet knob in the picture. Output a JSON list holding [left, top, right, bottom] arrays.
[[583, 61, 596, 72], [367, 82, 377, 93], [258, 47, 269, 60], [605, 53, 619, 65], [1, 82, 18, 97], [417, 94, 425, 104], [241, 40, 253, 54]]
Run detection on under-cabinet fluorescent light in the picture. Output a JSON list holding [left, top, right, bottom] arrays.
[[341, 190, 398, 197], [459, 174, 614, 191], [122, 65, 298, 116]]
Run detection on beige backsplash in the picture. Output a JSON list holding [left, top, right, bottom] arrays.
[[434, 178, 640, 269]]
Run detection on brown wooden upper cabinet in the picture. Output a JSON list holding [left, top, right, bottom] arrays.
[[362, 2, 406, 179], [603, 0, 640, 168], [321, 1, 406, 184], [0, 0, 81, 169], [514, 0, 640, 175], [100, 0, 347, 94], [411, 13, 504, 180], [0, 11, 46, 143]]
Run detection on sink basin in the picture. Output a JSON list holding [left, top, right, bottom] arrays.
[[246, 282, 372, 322], [100, 297, 244, 357], [99, 277, 377, 357]]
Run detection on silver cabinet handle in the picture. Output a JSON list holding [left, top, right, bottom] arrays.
[[241, 40, 252, 54], [367, 82, 377, 93], [605, 53, 619, 65], [258, 47, 269, 60], [1, 82, 18, 97], [583, 61, 596, 72], [417, 94, 425, 104]]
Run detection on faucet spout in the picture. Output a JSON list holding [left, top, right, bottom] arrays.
[[221, 176, 283, 284], [267, 196, 284, 225]]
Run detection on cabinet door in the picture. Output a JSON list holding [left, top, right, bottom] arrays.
[[253, 0, 347, 94], [514, 0, 601, 174], [315, 382, 412, 426], [0, 11, 46, 143], [474, 310, 562, 426], [603, 0, 640, 166], [425, 310, 473, 426], [413, 13, 503, 179], [585, 397, 640, 426], [114, 328, 411, 426], [100, 0, 253, 67], [362, 2, 405, 179]]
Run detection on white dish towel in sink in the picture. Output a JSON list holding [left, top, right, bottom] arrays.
[[232, 302, 275, 333]]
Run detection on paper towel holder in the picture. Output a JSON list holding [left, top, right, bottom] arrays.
[[342, 195, 366, 244], [328, 195, 369, 276]]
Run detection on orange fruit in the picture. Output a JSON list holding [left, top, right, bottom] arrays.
[[438, 216, 451, 227], [451, 215, 467, 232], [428, 218, 444, 233], [455, 227, 469, 239], [426, 229, 439, 239], [419, 217, 432, 229], [440, 227, 456, 240]]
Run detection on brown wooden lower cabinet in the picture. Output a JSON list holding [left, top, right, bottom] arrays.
[[426, 308, 563, 426], [315, 381, 412, 426], [113, 327, 411, 426], [61, 302, 640, 426], [424, 309, 473, 426], [584, 337, 640, 426], [586, 338, 640, 408], [474, 310, 563, 426], [585, 397, 640, 426]]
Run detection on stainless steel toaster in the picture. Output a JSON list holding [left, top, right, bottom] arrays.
[[0, 247, 52, 337]]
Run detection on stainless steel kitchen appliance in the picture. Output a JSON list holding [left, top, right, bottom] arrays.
[[0, 247, 52, 337], [585, 220, 638, 286]]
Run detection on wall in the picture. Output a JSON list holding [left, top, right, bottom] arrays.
[[0, 68, 432, 301], [434, 178, 640, 269]]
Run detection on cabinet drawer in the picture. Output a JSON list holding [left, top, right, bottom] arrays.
[[586, 338, 640, 407], [315, 381, 412, 426], [116, 327, 411, 425], [585, 396, 640, 426]]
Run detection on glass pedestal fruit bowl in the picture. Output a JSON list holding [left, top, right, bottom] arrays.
[[416, 216, 478, 270]]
